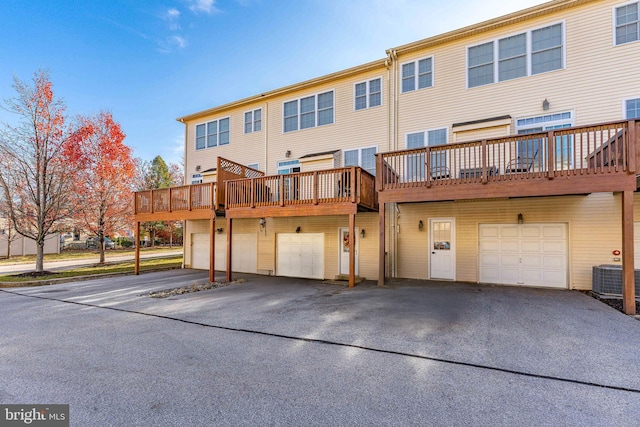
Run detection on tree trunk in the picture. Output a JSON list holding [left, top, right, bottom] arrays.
[[99, 239, 105, 264], [35, 240, 44, 272]]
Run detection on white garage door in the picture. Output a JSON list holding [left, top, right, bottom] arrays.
[[277, 233, 324, 279], [479, 224, 568, 288], [191, 233, 257, 273]]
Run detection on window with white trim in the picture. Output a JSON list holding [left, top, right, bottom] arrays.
[[247, 163, 260, 171], [355, 78, 382, 110], [283, 91, 334, 132], [343, 146, 377, 176], [190, 173, 203, 184], [244, 109, 262, 134], [405, 128, 448, 179], [277, 159, 300, 174], [195, 118, 230, 150], [516, 111, 573, 169], [401, 57, 433, 93], [615, 2, 639, 45], [468, 22, 564, 88], [626, 98, 640, 118]]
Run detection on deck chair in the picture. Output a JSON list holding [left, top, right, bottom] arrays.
[[430, 165, 450, 179]]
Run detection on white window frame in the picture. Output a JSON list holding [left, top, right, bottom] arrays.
[[400, 57, 434, 93], [623, 96, 640, 119], [613, 1, 640, 46], [515, 111, 574, 169], [244, 108, 262, 134], [467, 21, 565, 89], [343, 146, 378, 176], [195, 116, 231, 150], [282, 90, 334, 133], [354, 77, 383, 110], [277, 159, 300, 174], [404, 128, 449, 180], [190, 173, 203, 184], [247, 163, 260, 171]]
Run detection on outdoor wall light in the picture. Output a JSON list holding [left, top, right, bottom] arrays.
[[216, 227, 223, 234], [542, 98, 550, 111], [295, 226, 301, 233], [518, 213, 524, 224], [418, 220, 424, 231], [259, 217, 266, 229], [360, 229, 365, 238], [285, 150, 291, 158]]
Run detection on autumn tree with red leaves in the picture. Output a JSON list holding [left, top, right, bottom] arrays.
[[0, 70, 85, 272], [72, 112, 135, 263]]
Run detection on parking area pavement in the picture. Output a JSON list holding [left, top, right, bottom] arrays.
[[1, 270, 639, 426]]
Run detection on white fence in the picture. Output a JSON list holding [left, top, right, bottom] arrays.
[[0, 233, 61, 257]]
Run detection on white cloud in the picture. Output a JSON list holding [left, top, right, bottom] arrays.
[[188, 0, 217, 14], [172, 35, 187, 48], [163, 7, 181, 30]]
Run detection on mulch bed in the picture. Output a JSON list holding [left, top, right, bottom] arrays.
[[13, 271, 55, 278], [144, 278, 246, 298], [584, 291, 640, 316]]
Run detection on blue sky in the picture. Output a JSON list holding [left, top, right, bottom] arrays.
[[0, 0, 547, 165]]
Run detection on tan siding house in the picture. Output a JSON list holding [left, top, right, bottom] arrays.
[[135, 0, 640, 314]]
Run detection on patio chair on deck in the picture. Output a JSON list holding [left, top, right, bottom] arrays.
[[430, 165, 451, 179], [506, 154, 537, 173]]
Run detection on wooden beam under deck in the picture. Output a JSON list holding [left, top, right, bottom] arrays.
[[134, 209, 223, 222], [226, 203, 359, 219], [622, 191, 636, 315], [378, 173, 637, 204]]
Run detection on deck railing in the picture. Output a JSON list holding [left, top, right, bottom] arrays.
[[378, 120, 636, 190], [226, 167, 377, 210], [135, 182, 217, 215]]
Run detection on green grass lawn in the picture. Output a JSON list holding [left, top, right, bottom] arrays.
[[0, 246, 183, 266], [0, 256, 183, 283]]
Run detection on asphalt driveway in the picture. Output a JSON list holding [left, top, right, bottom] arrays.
[[1, 270, 639, 426]]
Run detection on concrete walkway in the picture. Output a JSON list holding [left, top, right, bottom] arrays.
[[1, 271, 639, 426]]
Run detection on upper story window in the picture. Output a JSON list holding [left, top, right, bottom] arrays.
[[195, 117, 230, 150], [247, 162, 260, 170], [344, 146, 377, 176], [283, 91, 334, 133], [615, 2, 639, 45], [468, 22, 564, 88], [626, 98, 640, 118], [355, 78, 382, 110], [401, 57, 433, 93], [244, 109, 262, 134]]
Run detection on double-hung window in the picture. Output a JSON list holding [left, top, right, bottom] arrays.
[[355, 78, 382, 110], [401, 58, 433, 93], [405, 128, 448, 180], [343, 146, 377, 176], [195, 118, 230, 150], [283, 91, 334, 132], [244, 109, 262, 134], [468, 22, 564, 88], [626, 98, 640, 118], [615, 2, 639, 45]]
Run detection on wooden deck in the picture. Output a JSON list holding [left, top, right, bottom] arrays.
[[376, 120, 639, 203], [225, 166, 378, 218], [133, 157, 264, 222]]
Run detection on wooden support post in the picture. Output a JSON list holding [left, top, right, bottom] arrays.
[[622, 190, 636, 315], [134, 221, 140, 275], [378, 202, 385, 287], [226, 216, 233, 282], [425, 147, 432, 188], [547, 130, 555, 178], [350, 167, 356, 203], [214, 215, 216, 283], [481, 139, 488, 184], [349, 212, 356, 288], [313, 171, 319, 205], [375, 154, 383, 192], [629, 120, 637, 174]]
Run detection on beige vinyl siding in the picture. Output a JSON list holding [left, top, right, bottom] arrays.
[[395, 1, 640, 149], [299, 156, 335, 172], [396, 192, 640, 290]]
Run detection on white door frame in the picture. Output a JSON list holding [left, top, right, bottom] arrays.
[[429, 218, 456, 280], [338, 227, 359, 276]]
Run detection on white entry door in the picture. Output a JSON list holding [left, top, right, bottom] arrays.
[[339, 228, 359, 275], [430, 219, 455, 280], [277, 233, 324, 279], [479, 224, 567, 288]]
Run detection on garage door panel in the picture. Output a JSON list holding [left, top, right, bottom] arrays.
[[277, 233, 324, 279], [192, 233, 257, 273], [479, 224, 567, 288]]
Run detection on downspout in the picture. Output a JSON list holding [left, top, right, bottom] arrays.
[[385, 49, 400, 279], [264, 101, 268, 174]]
